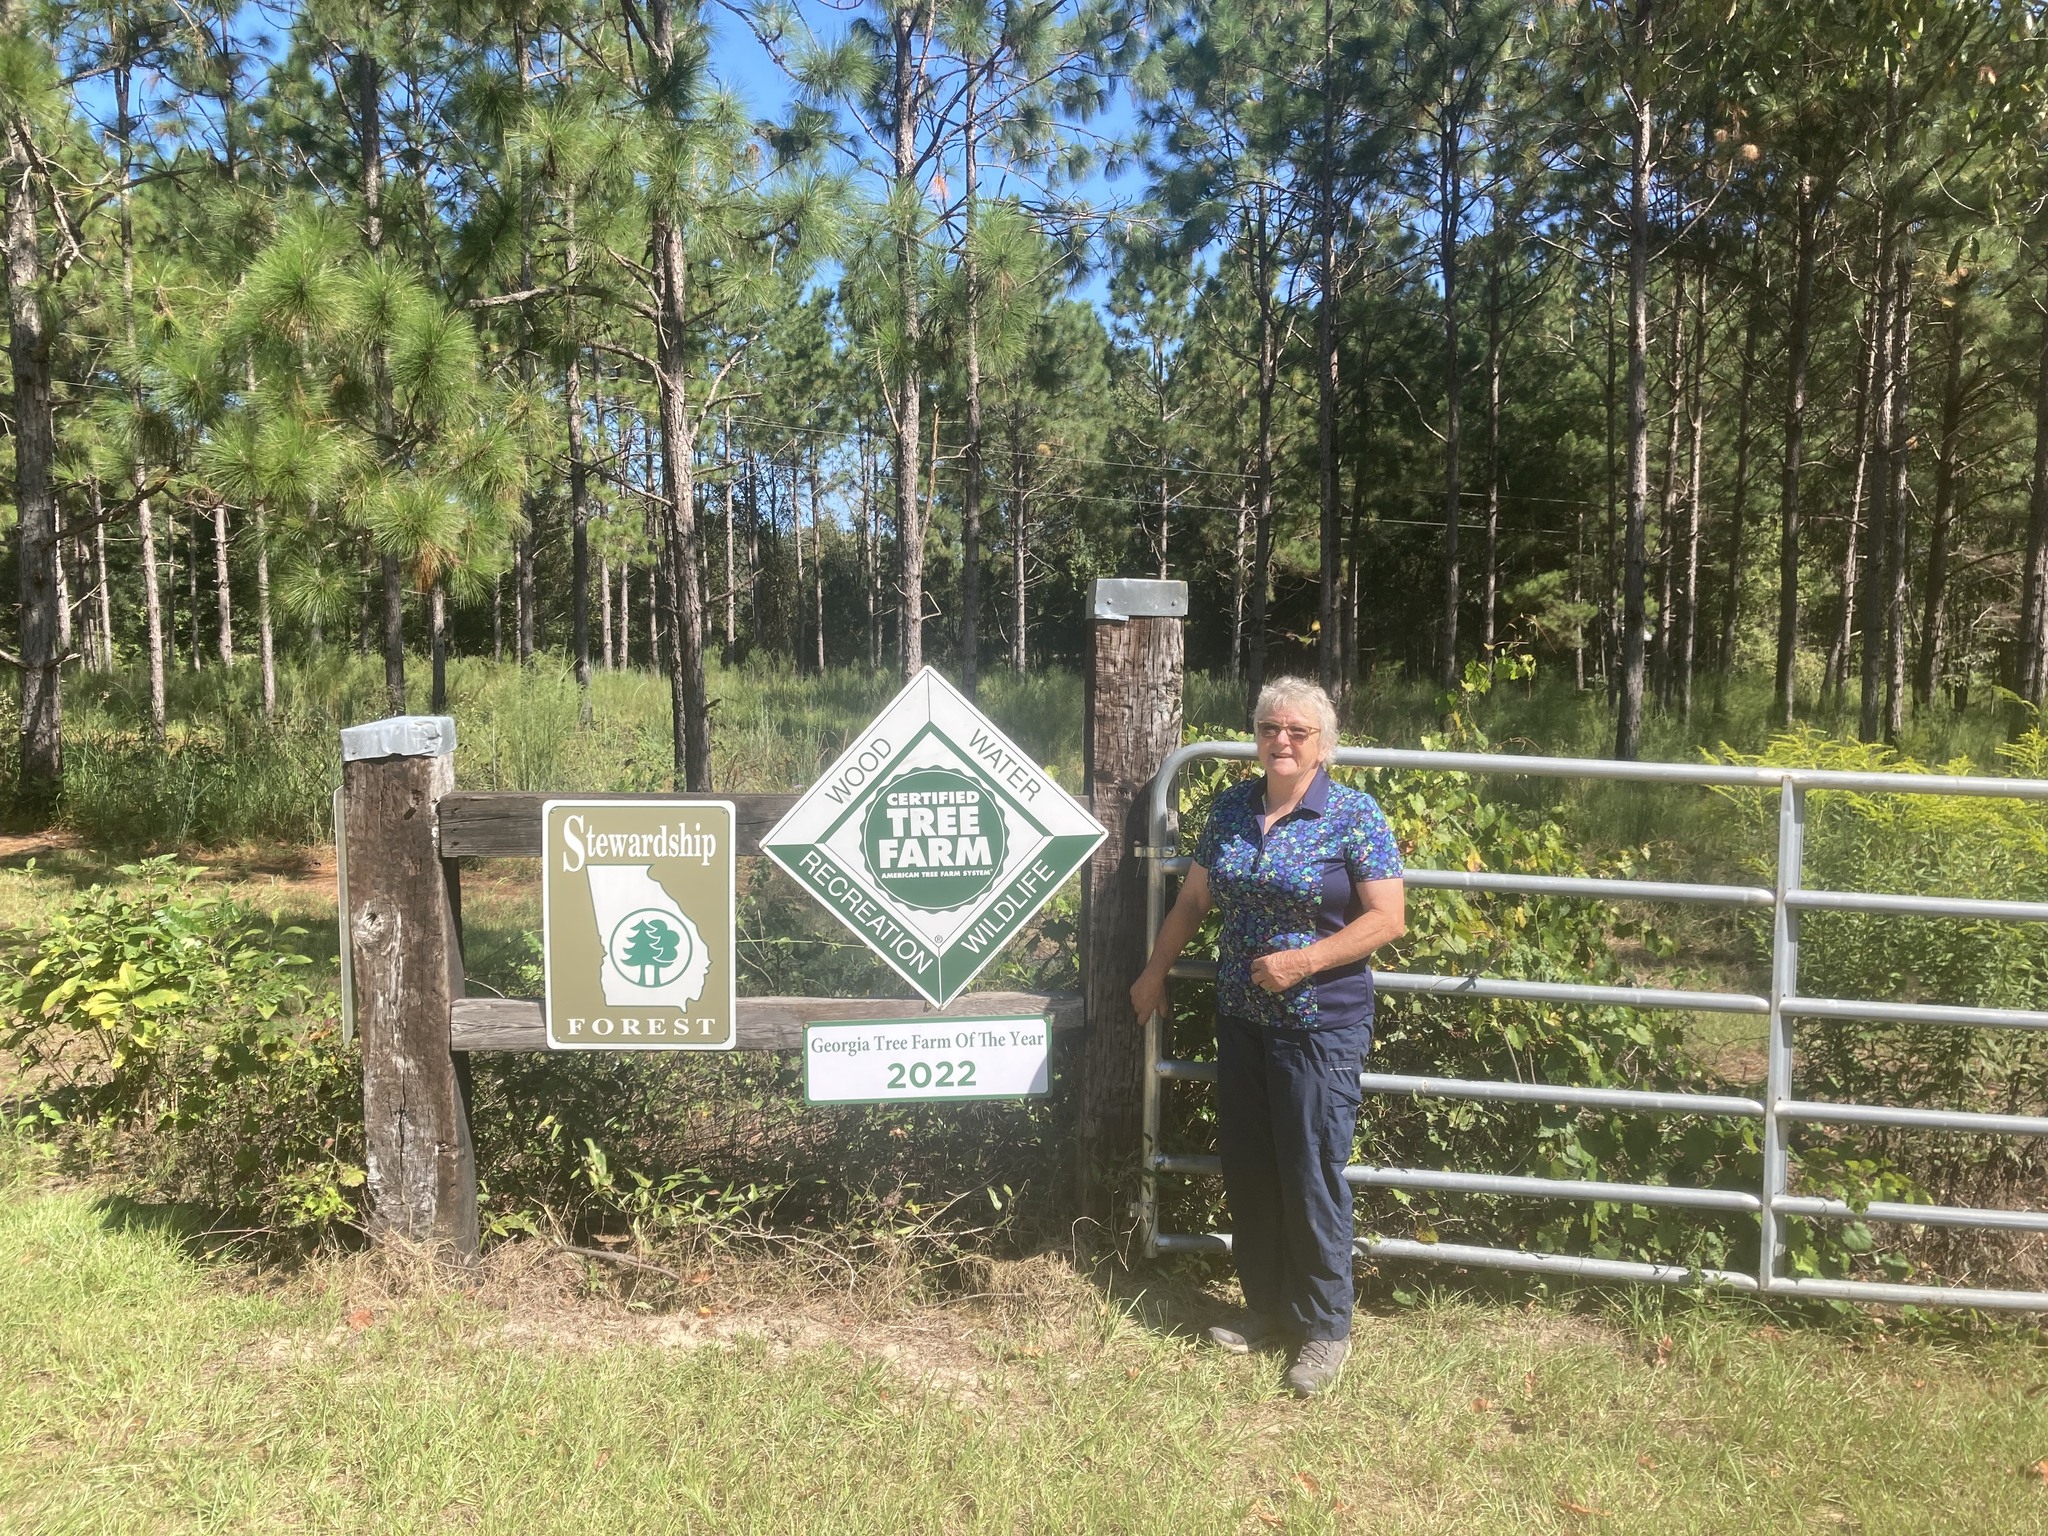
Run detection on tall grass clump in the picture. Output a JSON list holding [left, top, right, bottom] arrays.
[[41, 653, 1107, 851]]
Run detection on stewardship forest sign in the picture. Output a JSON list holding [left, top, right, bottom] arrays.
[[541, 799, 737, 1049], [762, 670, 1106, 1007]]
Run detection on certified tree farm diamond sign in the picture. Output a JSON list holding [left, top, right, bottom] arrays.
[[762, 669, 1106, 1007], [541, 799, 737, 1050]]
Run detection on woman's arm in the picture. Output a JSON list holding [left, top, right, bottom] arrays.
[[1249, 878, 1406, 993], [1129, 863, 1213, 1023]]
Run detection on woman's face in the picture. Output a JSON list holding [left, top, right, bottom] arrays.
[[1255, 703, 1322, 784]]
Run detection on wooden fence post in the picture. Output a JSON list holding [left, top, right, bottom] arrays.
[[340, 715, 478, 1260], [1076, 578, 1186, 1227]]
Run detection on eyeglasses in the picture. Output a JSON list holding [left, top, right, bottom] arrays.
[[1255, 722, 1320, 744]]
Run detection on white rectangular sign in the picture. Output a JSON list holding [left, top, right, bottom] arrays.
[[804, 1015, 1050, 1104]]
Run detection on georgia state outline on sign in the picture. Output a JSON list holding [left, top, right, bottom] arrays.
[[587, 864, 712, 1008]]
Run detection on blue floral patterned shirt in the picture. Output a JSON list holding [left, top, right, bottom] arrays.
[[1192, 769, 1404, 1032]]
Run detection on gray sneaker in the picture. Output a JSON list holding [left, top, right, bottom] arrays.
[[1205, 1312, 1287, 1354], [1283, 1338, 1349, 1398]]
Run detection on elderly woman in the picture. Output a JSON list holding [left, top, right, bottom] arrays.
[[1131, 676, 1405, 1398]]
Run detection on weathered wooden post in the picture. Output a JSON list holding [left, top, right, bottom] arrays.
[[340, 715, 478, 1260], [1076, 578, 1186, 1226]]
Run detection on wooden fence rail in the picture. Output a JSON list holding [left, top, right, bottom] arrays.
[[341, 579, 1189, 1257]]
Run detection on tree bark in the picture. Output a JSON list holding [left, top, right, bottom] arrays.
[[1859, 238, 1904, 743], [1715, 253, 1761, 696], [255, 507, 276, 716], [355, 48, 406, 715], [810, 451, 825, 674], [93, 489, 114, 671], [653, 224, 711, 790], [1613, 11, 1654, 761], [1603, 256, 1618, 687], [6, 131, 61, 809], [960, 57, 984, 696], [1652, 262, 1684, 706], [1437, 77, 1465, 693], [1247, 185, 1278, 708], [641, 0, 715, 790], [1881, 245, 1913, 742], [1679, 263, 1707, 720], [723, 410, 737, 655], [892, 3, 928, 677], [568, 223, 592, 703], [2016, 275, 2048, 707], [1772, 173, 1818, 728], [115, 49, 167, 738], [1009, 413, 1028, 672], [430, 581, 448, 713], [1829, 262, 1884, 701], [1915, 278, 1967, 707], [1480, 261, 1502, 655], [212, 501, 232, 666], [1315, 0, 1342, 693]]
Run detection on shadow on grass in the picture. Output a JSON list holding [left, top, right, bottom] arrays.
[[93, 1190, 289, 1263]]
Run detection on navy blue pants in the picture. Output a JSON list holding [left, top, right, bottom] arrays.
[[1217, 1014, 1370, 1342]]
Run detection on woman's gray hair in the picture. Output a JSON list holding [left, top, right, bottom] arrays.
[[1252, 676, 1340, 766]]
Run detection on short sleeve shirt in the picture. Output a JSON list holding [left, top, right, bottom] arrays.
[[1192, 769, 1403, 1031]]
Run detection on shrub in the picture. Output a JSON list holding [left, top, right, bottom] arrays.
[[0, 858, 364, 1244], [1710, 726, 2048, 1288]]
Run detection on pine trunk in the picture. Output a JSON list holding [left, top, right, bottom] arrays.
[[1652, 264, 1684, 707], [1772, 175, 1818, 728], [1915, 281, 1967, 706], [1859, 236, 1902, 743], [93, 493, 113, 671], [430, 581, 448, 713], [7, 139, 62, 808], [1679, 265, 1707, 720], [1881, 246, 1914, 741], [213, 502, 232, 666], [1614, 24, 1654, 761], [1715, 256, 1762, 694], [960, 61, 983, 696], [2016, 278, 2048, 706], [255, 507, 276, 717], [1315, 0, 1341, 692], [1247, 188, 1278, 708], [1480, 262, 1501, 656], [1836, 254, 1888, 703], [1437, 95, 1464, 692], [892, 4, 926, 677]]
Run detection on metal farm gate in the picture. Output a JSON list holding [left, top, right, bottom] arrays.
[[1138, 742, 2048, 1312]]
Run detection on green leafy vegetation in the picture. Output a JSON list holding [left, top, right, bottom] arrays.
[[0, 858, 362, 1240]]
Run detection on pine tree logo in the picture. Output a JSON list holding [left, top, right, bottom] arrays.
[[607, 909, 691, 986]]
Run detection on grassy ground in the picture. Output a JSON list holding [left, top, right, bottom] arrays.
[[4, 1143, 2047, 1535]]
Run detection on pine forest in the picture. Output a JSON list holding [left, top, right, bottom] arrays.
[[3, 0, 2047, 805]]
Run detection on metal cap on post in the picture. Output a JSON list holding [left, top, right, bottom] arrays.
[[340, 713, 477, 1261], [1090, 578, 1189, 623], [341, 714, 457, 763]]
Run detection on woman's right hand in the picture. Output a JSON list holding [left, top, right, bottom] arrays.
[[1130, 968, 1169, 1024]]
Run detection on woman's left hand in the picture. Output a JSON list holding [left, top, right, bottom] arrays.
[[1249, 947, 1316, 992]]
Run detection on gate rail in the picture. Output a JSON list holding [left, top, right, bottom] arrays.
[[1139, 742, 2048, 1311]]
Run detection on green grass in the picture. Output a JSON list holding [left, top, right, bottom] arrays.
[[4, 1157, 2048, 1533]]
